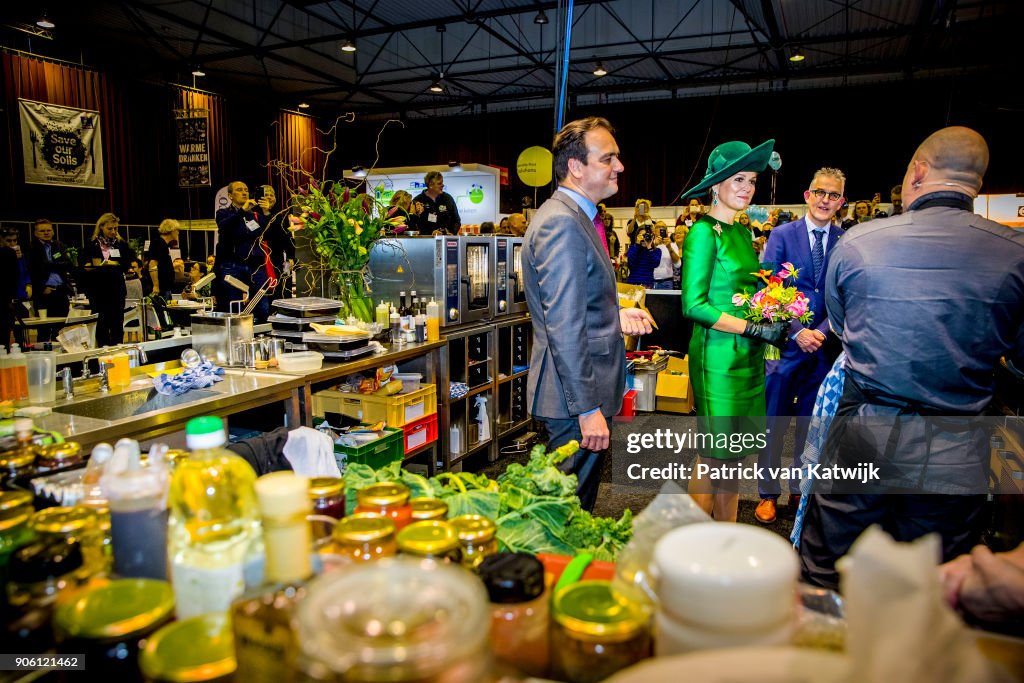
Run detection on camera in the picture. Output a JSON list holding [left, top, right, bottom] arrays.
[[777, 211, 793, 224], [659, 227, 668, 239], [250, 185, 265, 202]]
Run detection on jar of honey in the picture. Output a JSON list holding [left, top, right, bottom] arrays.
[[396, 521, 461, 563], [331, 513, 397, 563], [354, 483, 412, 530], [410, 497, 448, 522], [449, 515, 498, 570]]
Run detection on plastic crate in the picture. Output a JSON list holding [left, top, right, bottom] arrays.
[[334, 427, 404, 471], [618, 389, 637, 418], [313, 384, 437, 428], [402, 413, 438, 454]]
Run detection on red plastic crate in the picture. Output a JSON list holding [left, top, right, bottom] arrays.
[[618, 389, 637, 417], [402, 412, 438, 454]]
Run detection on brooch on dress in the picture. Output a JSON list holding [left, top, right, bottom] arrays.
[[711, 221, 723, 236]]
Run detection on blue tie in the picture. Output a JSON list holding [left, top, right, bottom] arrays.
[[811, 229, 825, 282]]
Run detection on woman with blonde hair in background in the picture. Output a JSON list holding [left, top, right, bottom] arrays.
[[83, 213, 136, 346]]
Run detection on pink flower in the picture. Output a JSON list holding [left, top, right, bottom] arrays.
[[751, 290, 765, 305], [785, 299, 808, 317], [732, 293, 747, 306]]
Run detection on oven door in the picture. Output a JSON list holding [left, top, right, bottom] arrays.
[[460, 236, 492, 325], [508, 237, 528, 315], [492, 236, 511, 318]]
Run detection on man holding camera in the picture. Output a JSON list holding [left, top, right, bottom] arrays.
[[755, 167, 847, 524], [214, 181, 272, 315], [625, 224, 664, 288]]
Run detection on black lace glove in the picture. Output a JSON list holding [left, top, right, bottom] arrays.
[[741, 320, 792, 349]]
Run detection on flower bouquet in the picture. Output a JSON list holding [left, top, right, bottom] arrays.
[[732, 262, 814, 360], [296, 180, 406, 321]]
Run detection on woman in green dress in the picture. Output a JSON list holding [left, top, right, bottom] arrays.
[[680, 140, 791, 521]]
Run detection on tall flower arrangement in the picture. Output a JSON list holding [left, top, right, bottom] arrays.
[[296, 180, 404, 321]]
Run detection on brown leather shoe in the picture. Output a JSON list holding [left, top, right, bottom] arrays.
[[754, 498, 777, 524]]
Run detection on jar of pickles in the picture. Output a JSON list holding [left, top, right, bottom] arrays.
[[331, 513, 397, 563], [36, 442, 83, 469], [410, 497, 448, 522], [354, 483, 412, 530], [550, 580, 652, 683], [297, 558, 492, 683], [396, 520, 461, 563], [54, 579, 175, 679], [30, 506, 107, 575], [449, 515, 498, 570]]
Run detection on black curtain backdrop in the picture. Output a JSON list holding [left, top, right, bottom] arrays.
[[2, 51, 1020, 223]]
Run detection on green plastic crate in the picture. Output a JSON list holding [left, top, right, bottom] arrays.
[[333, 427, 404, 472]]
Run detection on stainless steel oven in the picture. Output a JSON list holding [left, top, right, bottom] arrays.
[[368, 236, 494, 327], [493, 236, 527, 317]]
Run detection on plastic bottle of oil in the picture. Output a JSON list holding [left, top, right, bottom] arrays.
[[167, 416, 262, 619]]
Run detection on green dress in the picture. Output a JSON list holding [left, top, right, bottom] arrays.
[[681, 215, 765, 459]]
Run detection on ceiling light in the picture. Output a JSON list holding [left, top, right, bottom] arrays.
[[789, 48, 805, 62], [533, 10, 549, 25], [298, 102, 310, 109], [429, 74, 445, 93], [191, 66, 206, 77], [593, 62, 608, 77], [341, 38, 357, 52], [36, 14, 55, 29]]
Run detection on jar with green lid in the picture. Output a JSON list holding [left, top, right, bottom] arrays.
[[55, 578, 175, 679], [354, 482, 412, 530], [30, 506, 106, 575], [396, 520, 461, 563], [297, 557, 492, 683], [0, 446, 36, 480], [36, 441, 83, 469], [330, 513, 396, 563], [449, 515, 498, 570], [410, 497, 448, 522], [550, 580, 652, 683], [141, 613, 236, 683], [0, 491, 36, 606]]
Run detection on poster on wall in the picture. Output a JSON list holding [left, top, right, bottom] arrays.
[[19, 99, 104, 189], [175, 109, 212, 187]]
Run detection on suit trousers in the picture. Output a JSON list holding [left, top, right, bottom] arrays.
[[797, 492, 986, 591], [536, 415, 607, 513], [758, 351, 831, 498]]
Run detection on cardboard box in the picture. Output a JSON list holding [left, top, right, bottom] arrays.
[[655, 355, 694, 414]]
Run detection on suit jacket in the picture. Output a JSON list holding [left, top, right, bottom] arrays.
[[28, 238, 72, 302], [523, 191, 625, 419], [762, 217, 844, 343]]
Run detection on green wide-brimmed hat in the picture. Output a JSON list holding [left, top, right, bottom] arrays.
[[679, 139, 775, 200]]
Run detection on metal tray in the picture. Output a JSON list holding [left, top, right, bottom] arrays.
[[272, 297, 345, 318], [269, 313, 336, 330], [322, 345, 377, 361], [303, 332, 373, 352]]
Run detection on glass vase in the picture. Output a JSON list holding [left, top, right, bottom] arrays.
[[336, 272, 373, 322]]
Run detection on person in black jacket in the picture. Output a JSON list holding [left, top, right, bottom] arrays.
[[28, 219, 74, 318], [82, 213, 135, 347], [0, 245, 20, 349], [411, 171, 461, 235], [214, 181, 271, 318], [148, 219, 178, 300]]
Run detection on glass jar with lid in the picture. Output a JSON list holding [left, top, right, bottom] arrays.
[[550, 580, 652, 683], [396, 520, 461, 563], [410, 497, 448, 522], [0, 491, 37, 611], [330, 513, 396, 563], [354, 483, 412, 530], [141, 613, 236, 683], [0, 446, 36, 481], [449, 515, 498, 570], [308, 477, 345, 543], [54, 578, 175, 679], [297, 557, 492, 683], [30, 506, 106, 575], [478, 552, 549, 678], [36, 442, 83, 469]]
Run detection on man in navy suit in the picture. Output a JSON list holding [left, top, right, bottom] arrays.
[[755, 168, 847, 523]]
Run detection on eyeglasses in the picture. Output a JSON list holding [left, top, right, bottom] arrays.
[[809, 188, 843, 202]]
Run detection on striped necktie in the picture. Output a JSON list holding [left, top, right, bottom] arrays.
[[593, 214, 609, 256]]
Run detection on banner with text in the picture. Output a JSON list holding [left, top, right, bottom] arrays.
[[19, 99, 104, 189], [175, 110, 212, 188]]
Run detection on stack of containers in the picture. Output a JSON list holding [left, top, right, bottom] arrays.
[[269, 297, 344, 351]]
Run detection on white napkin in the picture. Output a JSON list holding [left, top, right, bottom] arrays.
[[283, 426, 342, 478], [839, 527, 1012, 683]]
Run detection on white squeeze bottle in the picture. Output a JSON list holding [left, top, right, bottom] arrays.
[[168, 416, 262, 618]]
